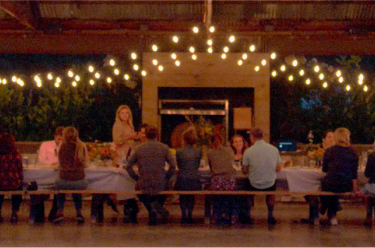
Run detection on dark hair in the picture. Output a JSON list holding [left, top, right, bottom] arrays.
[[322, 130, 334, 139], [55, 126, 64, 136], [248, 127, 263, 139], [139, 123, 148, 130], [146, 125, 158, 140], [183, 129, 197, 145], [0, 133, 18, 155]]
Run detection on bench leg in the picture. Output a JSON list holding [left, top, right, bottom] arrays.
[[204, 195, 212, 224]]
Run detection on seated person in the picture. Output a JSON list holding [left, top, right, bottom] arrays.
[[38, 126, 64, 166]]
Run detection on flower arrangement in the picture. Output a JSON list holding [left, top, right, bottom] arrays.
[[87, 142, 116, 161], [307, 147, 325, 162]]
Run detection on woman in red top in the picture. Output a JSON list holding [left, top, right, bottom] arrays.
[[0, 133, 23, 223]]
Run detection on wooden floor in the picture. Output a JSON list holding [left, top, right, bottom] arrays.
[[0, 195, 374, 247]]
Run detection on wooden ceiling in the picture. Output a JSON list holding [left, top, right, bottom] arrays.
[[1, 0, 375, 55]]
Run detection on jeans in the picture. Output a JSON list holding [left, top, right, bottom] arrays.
[[55, 179, 88, 212], [0, 188, 22, 213]]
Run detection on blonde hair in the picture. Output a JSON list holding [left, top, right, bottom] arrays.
[[61, 126, 87, 164], [334, 127, 351, 147], [115, 105, 134, 130]]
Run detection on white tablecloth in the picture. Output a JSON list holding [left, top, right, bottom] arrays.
[[23, 167, 137, 200]]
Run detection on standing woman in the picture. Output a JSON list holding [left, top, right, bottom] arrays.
[[112, 105, 139, 223], [0, 133, 23, 223], [53, 127, 89, 224], [174, 128, 202, 224], [320, 127, 359, 225]]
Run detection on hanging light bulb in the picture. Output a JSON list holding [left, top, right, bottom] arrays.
[[364, 85, 369, 92], [358, 74, 364, 81], [249, 45, 256, 52], [88, 65, 94, 72], [131, 53, 137, 60], [172, 36, 179, 43], [339, 77, 344, 83], [152, 59, 158, 65], [336, 70, 341, 77], [95, 72, 100, 79], [299, 70, 305, 76], [209, 26, 215, 33], [158, 65, 164, 71], [54, 82, 60, 88], [114, 68, 120, 75], [270, 53, 277, 60], [323, 82, 328, 88], [280, 65, 286, 71], [223, 47, 229, 53], [152, 45, 158, 52], [192, 54, 197, 60], [288, 75, 294, 81], [229, 35, 235, 43], [254, 66, 260, 72], [89, 79, 95, 85], [345, 85, 351, 91], [238, 60, 243, 66], [75, 75, 80, 81], [72, 81, 77, 87], [68, 71, 74, 77], [319, 73, 324, 80], [305, 79, 311, 85], [12, 76, 17, 82], [56, 77, 61, 83], [221, 54, 227, 59], [107, 77, 112, 83], [133, 64, 139, 71], [207, 47, 213, 53], [242, 54, 248, 60], [207, 39, 213, 46], [314, 65, 320, 72], [34, 75, 41, 83], [261, 59, 267, 66], [141, 70, 147, 76], [171, 53, 177, 59], [2, 79, 7, 84], [292, 60, 298, 67], [271, 71, 277, 77], [47, 73, 53, 80], [175, 60, 180, 66], [109, 59, 115, 66], [189, 47, 195, 53], [192, 26, 199, 33], [124, 74, 130, 80]]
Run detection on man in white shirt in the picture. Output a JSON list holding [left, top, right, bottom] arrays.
[[38, 126, 64, 166]]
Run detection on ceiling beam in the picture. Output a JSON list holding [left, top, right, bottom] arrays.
[[0, 0, 39, 30]]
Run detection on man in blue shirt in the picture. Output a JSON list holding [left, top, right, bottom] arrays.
[[242, 127, 282, 225]]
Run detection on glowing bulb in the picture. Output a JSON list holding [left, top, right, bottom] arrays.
[[175, 60, 180, 66], [124, 74, 130, 80], [75, 75, 80, 81], [158, 65, 164, 71], [133, 64, 139, 71], [171, 53, 177, 59], [359, 74, 364, 81], [306, 79, 311, 85], [314, 65, 320, 72], [339, 77, 344, 83], [192, 54, 197, 60], [152, 45, 158, 52], [131, 53, 137, 60], [141, 70, 147, 76], [249, 45, 256, 52], [114, 68, 120, 75], [193, 26, 199, 33], [364, 85, 369, 92], [242, 54, 248, 60], [292, 60, 298, 67], [152, 59, 158, 65], [47, 73, 53, 80], [271, 71, 277, 77], [288, 75, 294, 81], [12, 76, 17, 82], [270, 53, 277, 60], [56, 77, 61, 83], [229, 35, 235, 43], [358, 79, 363, 85], [346, 85, 351, 91], [72, 81, 77, 87], [88, 66, 94, 72], [323, 82, 328, 88], [89, 79, 95, 85], [109, 59, 115, 66], [299, 70, 305, 76], [34, 75, 41, 83], [209, 26, 215, 33], [208, 47, 213, 53], [36, 82, 42, 88], [172, 36, 179, 43], [238, 60, 243, 66], [189, 47, 195, 53], [280, 65, 286, 71], [17, 78, 24, 86], [2, 79, 7, 84], [95, 72, 100, 79], [319, 73, 324, 80], [68, 71, 74, 77], [221, 54, 226, 59], [254, 66, 260, 72], [223, 47, 229, 53], [336, 70, 341, 77], [54, 82, 59, 88], [261, 59, 267, 66], [207, 39, 213, 46], [107, 77, 112, 83]]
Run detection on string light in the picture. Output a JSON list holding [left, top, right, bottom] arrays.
[[131, 53, 137, 60], [207, 39, 213, 46], [141, 70, 147, 76], [364, 85, 369, 92], [314, 65, 320, 72], [299, 70, 305, 76], [223, 47, 229, 53], [229, 35, 235, 43], [339, 77, 344, 83], [209, 26, 215, 33], [17, 78, 24, 87], [95, 72, 100, 79], [107, 77, 112, 83], [280, 65, 286, 72], [68, 71, 74, 77], [249, 45, 255, 52], [323, 82, 328, 88], [47, 73, 53, 80], [89, 79, 95, 85], [109, 59, 115, 66], [175, 60, 180, 66], [189, 47, 195, 53], [34, 75, 41, 84], [254, 66, 260, 72], [271, 71, 277, 77], [172, 36, 179, 43], [261, 59, 267, 66], [238, 60, 243, 66], [221, 54, 226, 59], [12, 76, 17, 82], [192, 54, 197, 60], [75, 75, 80, 81], [54, 82, 60, 88], [319, 73, 324, 80], [124, 74, 130, 80], [152, 45, 158, 52], [152, 59, 158, 65], [288, 75, 294, 81], [192, 26, 199, 33], [158, 65, 164, 71], [359, 74, 364, 81], [242, 54, 248, 60], [336, 70, 341, 77], [292, 60, 298, 67], [346, 85, 351, 91], [72, 81, 77, 87], [208, 47, 213, 53], [56, 77, 61, 83], [133, 64, 139, 71], [305, 79, 311, 85], [88, 66, 94, 72], [358, 79, 363, 85], [114, 68, 120, 75], [270, 53, 277, 60], [171, 53, 177, 59], [2, 79, 7, 84]]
